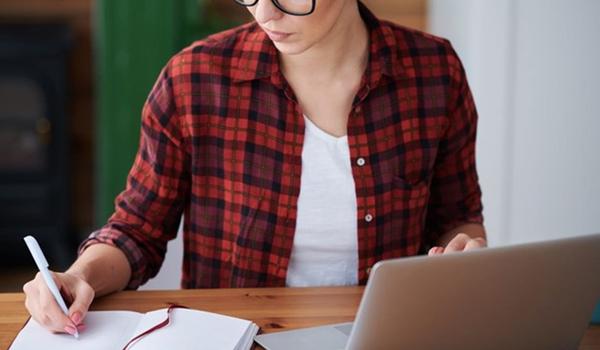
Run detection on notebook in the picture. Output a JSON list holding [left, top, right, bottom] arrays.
[[9, 307, 259, 350]]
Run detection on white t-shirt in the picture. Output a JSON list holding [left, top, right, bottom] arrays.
[[285, 115, 358, 287]]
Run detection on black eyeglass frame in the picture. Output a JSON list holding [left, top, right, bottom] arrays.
[[234, 0, 316, 16]]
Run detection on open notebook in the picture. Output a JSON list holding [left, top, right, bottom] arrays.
[[9, 307, 259, 350]]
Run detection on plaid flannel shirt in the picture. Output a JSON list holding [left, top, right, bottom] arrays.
[[81, 2, 484, 289]]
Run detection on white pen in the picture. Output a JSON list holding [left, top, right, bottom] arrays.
[[23, 235, 79, 339]]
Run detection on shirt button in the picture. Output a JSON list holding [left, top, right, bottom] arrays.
[[365, 214, 373, 223], [357, 157, 366, 166]]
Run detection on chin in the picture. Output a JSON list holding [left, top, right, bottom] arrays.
[[271, 40, 313, 56]]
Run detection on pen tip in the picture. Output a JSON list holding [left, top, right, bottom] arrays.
[[74, 331, 79, 339]]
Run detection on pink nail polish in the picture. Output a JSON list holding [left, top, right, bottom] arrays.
[[71, 312, 81, 325], [64, 325, 77, 335]]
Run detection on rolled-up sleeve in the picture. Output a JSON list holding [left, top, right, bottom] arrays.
[[424, 41, 484, 246], [79, 61, 190, 289]]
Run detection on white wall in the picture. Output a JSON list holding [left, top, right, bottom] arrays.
[[429, 0, 600, 245]]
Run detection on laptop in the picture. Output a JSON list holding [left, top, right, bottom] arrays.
[[254, 233, 600, 350]]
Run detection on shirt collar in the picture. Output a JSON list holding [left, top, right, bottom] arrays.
[[232, 23, 280, 82], [232, 1, 407, 84]]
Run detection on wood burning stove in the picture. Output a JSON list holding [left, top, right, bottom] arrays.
[[0, 23, 72, 268]]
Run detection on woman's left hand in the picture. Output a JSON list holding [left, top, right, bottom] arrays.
[[428, 233, 487, 256]]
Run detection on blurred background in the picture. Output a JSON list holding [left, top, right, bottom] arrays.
[[0, 0, 598, 312]]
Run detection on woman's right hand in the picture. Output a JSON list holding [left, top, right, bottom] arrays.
[[22, 271, 94, 335]]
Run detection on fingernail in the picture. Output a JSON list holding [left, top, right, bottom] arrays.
[[71, 312, 81, 325], [77, 323, 86, 331], [64, 325, 77, 335]]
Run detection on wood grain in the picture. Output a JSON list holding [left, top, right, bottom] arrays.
[[362, 0, 427, 30], [1, 288, 599, 349]]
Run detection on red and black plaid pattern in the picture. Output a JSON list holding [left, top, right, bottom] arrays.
[[80, 2, 483, 289]]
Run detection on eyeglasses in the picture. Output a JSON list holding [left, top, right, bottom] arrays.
[[234, 0, 316, 16]]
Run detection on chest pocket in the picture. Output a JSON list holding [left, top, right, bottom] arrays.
[[376, 176, 430, 259]]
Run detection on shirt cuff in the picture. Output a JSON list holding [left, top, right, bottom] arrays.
[[78, 228, 148, 290]]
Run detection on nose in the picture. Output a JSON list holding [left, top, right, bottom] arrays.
[[254, 0, 284, 24]]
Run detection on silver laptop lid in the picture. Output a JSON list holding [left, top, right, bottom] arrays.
[[346, 233, 600, 350]]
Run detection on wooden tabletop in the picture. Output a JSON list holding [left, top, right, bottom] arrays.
[[1, 287, 599, 349]]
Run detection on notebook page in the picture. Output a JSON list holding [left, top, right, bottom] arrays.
[[130, 308, 255, 350], [237, 323, 260, 350], [9, 311, 142, 350]]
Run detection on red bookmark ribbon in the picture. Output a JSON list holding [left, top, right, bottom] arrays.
[[122, 303, 189, 350]]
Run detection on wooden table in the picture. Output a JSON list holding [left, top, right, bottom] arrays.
[[1, 287, 599, 349]]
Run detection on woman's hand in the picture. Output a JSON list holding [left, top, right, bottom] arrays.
[[428, 233, 487, 256], [22, 271, 94, 335]]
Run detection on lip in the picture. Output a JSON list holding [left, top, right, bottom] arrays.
[[263, 28, 292, 41]]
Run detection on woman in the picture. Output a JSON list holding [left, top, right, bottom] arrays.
[[23, 0, 486, 336]]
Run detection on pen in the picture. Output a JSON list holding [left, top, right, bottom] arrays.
[[23, 235, 79, 339]]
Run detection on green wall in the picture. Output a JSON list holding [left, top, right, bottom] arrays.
[[95, 0, 238, 224]]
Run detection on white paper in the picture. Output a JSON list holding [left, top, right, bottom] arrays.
[[9, 311, 142, 350], [9, 309, 258, 350], [130, 308, 253, 350]]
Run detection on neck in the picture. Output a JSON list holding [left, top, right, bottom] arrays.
[[280, 2, 369, 83]]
